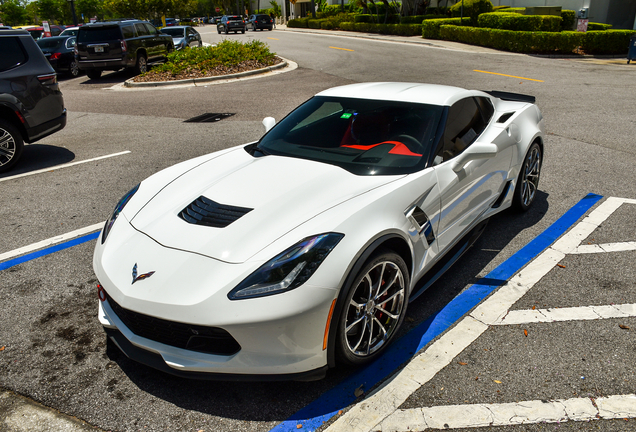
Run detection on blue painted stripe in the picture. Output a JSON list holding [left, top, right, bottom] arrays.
[[0, 231, 101, 271], [270, 193, 603, 432]]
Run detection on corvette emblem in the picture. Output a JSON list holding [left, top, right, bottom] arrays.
[[132, 263, 155, 284]]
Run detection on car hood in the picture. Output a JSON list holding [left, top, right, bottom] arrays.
[[129, 147, 399, 264], [171, 36, 185, 44]]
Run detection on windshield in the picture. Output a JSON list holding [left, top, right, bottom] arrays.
[[256, 96, 443, 176], [161, 27, 185, 37]]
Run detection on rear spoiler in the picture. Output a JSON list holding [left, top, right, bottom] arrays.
[[483, 90, 536, 104]]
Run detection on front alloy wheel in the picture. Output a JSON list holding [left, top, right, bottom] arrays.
[[336, 250, 409, 365], [135, 54, 147, 74], [513, 142, 542, 211]]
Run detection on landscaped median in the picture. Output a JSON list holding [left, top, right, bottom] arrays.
[[285, 0, 636, 56], [125, 40, 285, 87]]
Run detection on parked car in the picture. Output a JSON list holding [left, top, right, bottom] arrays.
[[37, 36, 81, 77], [164, 18, 179, 27], [75, 19, 173, 79], [211, 16, 222, 24], [59, 26, 80, 37], [246, 14, 273, 31], [26, 25, 65, 40], [93, 82, 545, 380], [160, 25, 201, 50], [217, 15, 245, 34], [0, 28, 66, 173]]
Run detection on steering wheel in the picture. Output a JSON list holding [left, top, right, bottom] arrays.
[[388, 134, 422, 153]]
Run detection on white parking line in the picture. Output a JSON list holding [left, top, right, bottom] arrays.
[[325, 197, 635, 432], [0, 222, 104, 262], [495, 303, 636, 325], [0, 151, 131, 183], [572, 241, 636, 254], [377, 394, 636, 430]]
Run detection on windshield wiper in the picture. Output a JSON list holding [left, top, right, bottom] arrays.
[[247, 144, 270, 157]]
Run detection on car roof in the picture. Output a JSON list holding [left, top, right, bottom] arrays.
[[316, 82, 486, 107], [0, 28, 29, 35], [165, 25, 188, 29], [83, 19, 145, 27], [36, 35, 74, 41]]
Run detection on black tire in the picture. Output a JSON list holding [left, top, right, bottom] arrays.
[[218, 29, 221, 34], [69, 60, 80, 77], [134, 53, 147, 75], [512, 142, 542, 212], [86, 69, 102, 79], [225, 28, 229, 34], [335, 250, 409, 366], [0, 119, 25, 173], [241, 29, 245, 34]]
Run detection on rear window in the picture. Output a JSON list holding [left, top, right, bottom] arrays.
[[256, 15, 270, 19], [37, 38, 63, 49], [227, 16, 243, 21], [0, 37, 28, 71], [78, 26, 123, 43]]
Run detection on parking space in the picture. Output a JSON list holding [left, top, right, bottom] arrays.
[[2, 28, 636, 432]]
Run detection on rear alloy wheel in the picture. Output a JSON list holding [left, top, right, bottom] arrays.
[[86, 69, 101, 79], [336, 250, 409, 365], [135, 54, 147, 75], [0, 119, 24, 173], [512, 142, 542, 211], [69, 60, 80, 77]]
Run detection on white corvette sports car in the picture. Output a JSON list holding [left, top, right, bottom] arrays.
[[94, 82, 544, 380]]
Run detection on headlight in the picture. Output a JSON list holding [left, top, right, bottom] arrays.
[[101, 184, 139, 244], [228, 233, 344, 300]]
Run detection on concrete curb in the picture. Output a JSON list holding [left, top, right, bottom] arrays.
[[123, 57, 289, 88]]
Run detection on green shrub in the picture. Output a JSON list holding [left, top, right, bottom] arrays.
[[321, 21, 334, 29], [560, 9, 575, 30], [449, 0, 493, 25], [354, 14, 373, 22], [399, 14, 445, 24], [439, 25, 584, 53], [338, 22, 423, 35], [287, 18, 308, 28], [493, 7, 525, 14], [478, 12, 561, 32], [308, 18, 329, 28], [151, 40, 277, 77], [581, 30, 636, 54], [586, 22, 612, 30], [422, 17, 470, 39]]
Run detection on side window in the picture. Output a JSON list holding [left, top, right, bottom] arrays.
[[475, 96, 494, 125], [134, 23, 149, 36], [0, 37, 28, 72], [52, 28, 61, 36], [436, 97, 487, 163], [144, 23, 157, 35], [121, 25, 134, 39], [65, 38, 76, 49]]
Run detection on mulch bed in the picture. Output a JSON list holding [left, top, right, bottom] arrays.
[[132, 57, 283, 82]]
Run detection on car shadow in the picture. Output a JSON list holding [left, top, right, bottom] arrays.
[[104, 191, 551, 423], [0, 144, 75, 179], [78, 68, 137, 85]]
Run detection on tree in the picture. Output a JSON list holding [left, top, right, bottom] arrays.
[[76, 0, 102, 21], [0, 0, 28, 25]]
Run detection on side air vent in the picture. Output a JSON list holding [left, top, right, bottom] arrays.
[[497, 112, 515, 123], [179, 196, 252, 228]]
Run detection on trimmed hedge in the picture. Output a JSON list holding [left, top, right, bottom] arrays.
[[561, 9, 575, 30], [422, 17, 471, 39], [449, 0, 493, 25], [493, 7, 525, 14], [478, 12, 561, 32], [581, 30, 635, 54], [308, 18, 329, 28], [400, 14, 446, 24], [354, 14, 373, 23], [287, 18, 309, 28], [321, 21, 334, 30], [439, 25, 582, 53], [339, 22, 423, 36], [587, 22, 612, 30]]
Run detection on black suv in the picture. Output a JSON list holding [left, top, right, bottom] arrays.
[[75, 19, 174, 79], [217, 16, 246, 34], [0, 28, 66, 173]]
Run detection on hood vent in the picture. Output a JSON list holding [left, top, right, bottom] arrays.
[[179, 196, 252, 228]]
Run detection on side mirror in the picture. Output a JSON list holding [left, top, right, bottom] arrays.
[[262, 117, 276, 133], [452, 142, 497, 173]]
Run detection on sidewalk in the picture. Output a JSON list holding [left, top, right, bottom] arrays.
[[0, 388, 101, 432]]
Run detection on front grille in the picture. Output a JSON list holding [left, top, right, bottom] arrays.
[[105, 292, 241, 356], [178, 196, 252, 228]]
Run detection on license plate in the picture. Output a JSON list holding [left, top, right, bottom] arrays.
[[94, 46, 104, 53]]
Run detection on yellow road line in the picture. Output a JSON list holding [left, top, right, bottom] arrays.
[[473, 69, 544, 82], [329, 46, 354, 52], [267, 37, 279, 40]]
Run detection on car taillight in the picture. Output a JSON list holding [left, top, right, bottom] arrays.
[[50, 52, 61, 60], [120, 40, 127, 52], [37, 73, 57, 86]]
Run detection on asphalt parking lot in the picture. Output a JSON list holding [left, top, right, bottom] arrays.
[[1, 26, 636, 432]]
